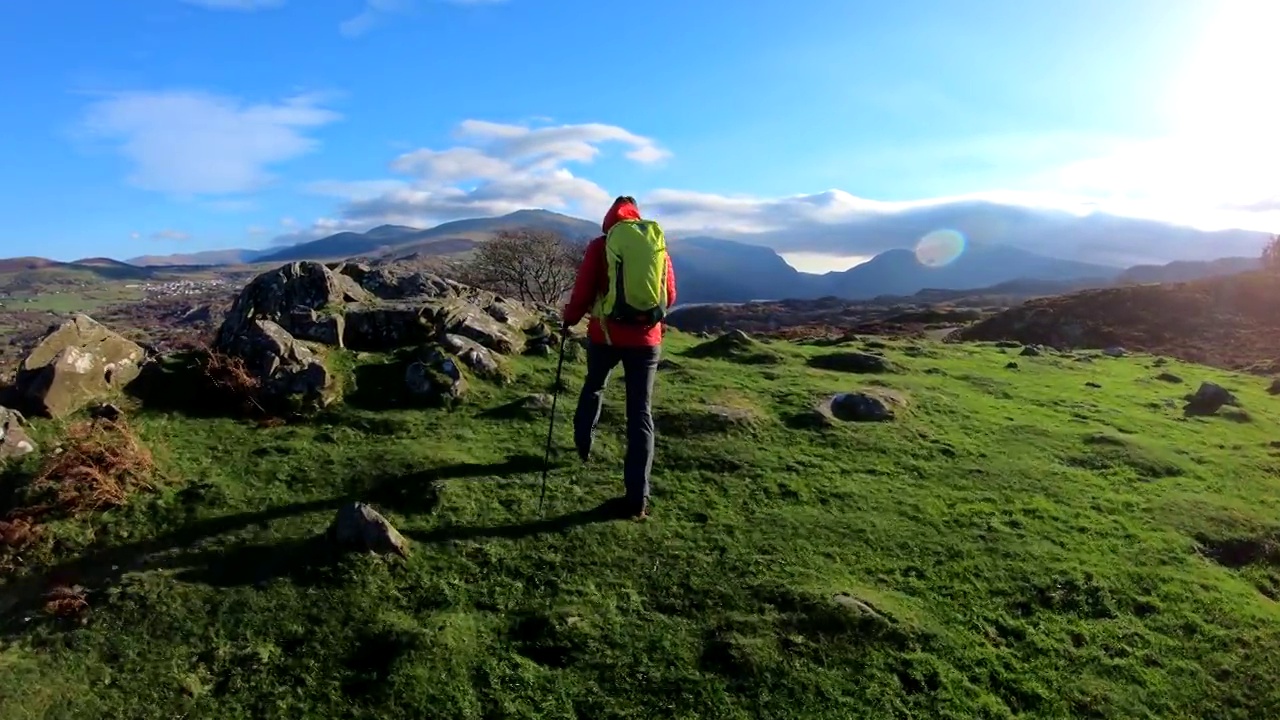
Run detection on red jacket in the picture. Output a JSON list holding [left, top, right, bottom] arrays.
[[563, 199, 677, 347]]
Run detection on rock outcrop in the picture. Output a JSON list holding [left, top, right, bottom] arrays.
[[219, 319, 339, 412], [211, 261, 552, 408], [216, 261, 370, 349], [15, 314, 146, 418]]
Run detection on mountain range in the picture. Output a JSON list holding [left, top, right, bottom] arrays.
[[86, 204, 1275, 304]]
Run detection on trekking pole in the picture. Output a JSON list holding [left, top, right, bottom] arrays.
[[538, 329, 570, 516]]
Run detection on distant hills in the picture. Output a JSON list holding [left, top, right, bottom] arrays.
[[1114, 256, 1261, 284], [0, 255, 160, 281], [17, 205, 1266, 306], [741, 197, 1269, 266]]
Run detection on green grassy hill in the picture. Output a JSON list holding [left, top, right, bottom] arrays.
[[3, 331, 1280, 718]]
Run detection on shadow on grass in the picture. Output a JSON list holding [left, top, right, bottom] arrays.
[[0, 452, 589, 625], [167, 497, 626, 590], [124, 351, 267, 420], [344, 361, 412, 411], [404, 498, 628, 545]]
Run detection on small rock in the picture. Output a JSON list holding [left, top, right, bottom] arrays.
[[1156, 372, 1184, 384], [1268, 378, 1280, 395], [1005, 361, 1019, 369], [1152, 357, 1169, 367], [1184, 382, 1238, 416], [825, 391, 904, 422], [327, 502, 409, 558], [1085, 381, 1102, 388], [833, 594, 884, 619], [1103, 346, 1127, 358], [0, 406, 37, 463], [1019, 345, 1041, 357], [88, 402, 123, 421]]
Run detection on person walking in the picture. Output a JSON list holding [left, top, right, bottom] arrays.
[[561, 195, 677, 520]]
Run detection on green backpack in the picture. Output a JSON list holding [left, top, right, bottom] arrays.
[[593, 218, 670, 328]]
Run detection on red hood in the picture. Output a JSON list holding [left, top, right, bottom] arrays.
[[602, 198, 641, 233]]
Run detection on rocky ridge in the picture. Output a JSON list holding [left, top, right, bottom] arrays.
[[211, 260, 563, 411]]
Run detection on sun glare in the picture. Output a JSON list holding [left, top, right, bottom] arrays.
[[1165, 0, 1280, 209], [1171, 1, 1279, 138]]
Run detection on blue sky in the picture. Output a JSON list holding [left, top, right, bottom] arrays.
[[1, 0, 1276, 262]]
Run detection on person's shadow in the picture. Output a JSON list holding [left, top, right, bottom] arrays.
[[0, 452, 617, 623], [403, 497, 631, 545]]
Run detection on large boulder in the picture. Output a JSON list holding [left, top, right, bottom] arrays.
[[216, 261, 369, 350], [439, 334, 505, 380], [0, 406, 36, 463], [342, 302, 440, 351], [439, 300, 522, 354], [220, 319, 338, 412], [335, 263, 465, 300], [15, 314, 145, 418]]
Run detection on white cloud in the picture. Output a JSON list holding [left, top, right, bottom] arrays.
[[339, 0, 421, 37], [151, 229, 191, 241], [295, 118, 665, 233], [78, 90, 340, 196], [271, 217, 367, 246], [643, 188, 1103, 235], [179, 0, 284, 9], [340, 0, 508, 36], [389, 147, 511, 184], [455, 119, 670, 168]]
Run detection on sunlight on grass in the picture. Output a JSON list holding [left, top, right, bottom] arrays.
[[3, 332, 1280, 717]]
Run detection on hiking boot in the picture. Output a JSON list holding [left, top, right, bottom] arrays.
[[629, 497, 649, 521]]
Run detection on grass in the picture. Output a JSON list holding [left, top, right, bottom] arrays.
[[2, 286, 145, 313], [4, 332, 1280, 717]]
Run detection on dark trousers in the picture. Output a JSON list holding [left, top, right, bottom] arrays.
[[573, 341, 660, 504]]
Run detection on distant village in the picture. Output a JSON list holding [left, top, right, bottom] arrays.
[[123, 278, 231, 296], [0, 277, 232, 309]]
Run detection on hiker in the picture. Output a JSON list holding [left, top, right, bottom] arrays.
[[562, 195, 677, 520]]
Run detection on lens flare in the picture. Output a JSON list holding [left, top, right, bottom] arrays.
[[914, 229, 966, 267]]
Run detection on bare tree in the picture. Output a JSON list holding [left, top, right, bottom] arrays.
[[1263, 234, 1280, 272], [459, 228, 584, 304]]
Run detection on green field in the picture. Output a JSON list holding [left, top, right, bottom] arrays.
[[3, 332, 1280, 718], [2, 286, 145, 313]]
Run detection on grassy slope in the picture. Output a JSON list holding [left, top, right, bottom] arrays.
[[4, 333, 1280, 718]]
